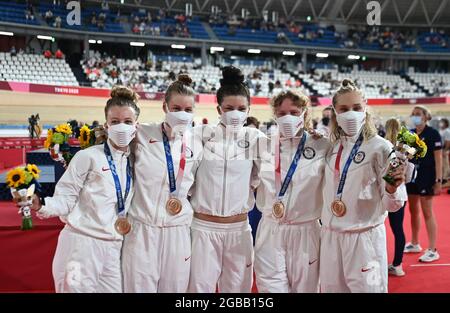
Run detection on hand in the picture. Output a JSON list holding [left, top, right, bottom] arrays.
[[308, 129, 323, 140], [433, 182, 442, 195], [30, 194, 42, 211], [385, 163, 406, 194]]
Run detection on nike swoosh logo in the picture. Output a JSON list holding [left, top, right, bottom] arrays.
[[309, 259, 318, 265], [361, 267, 374, 272], [102, 167, 110, 171], [246, 263, 252, 268], [185, 256, 191, 261], [149, 139, 158, 143]]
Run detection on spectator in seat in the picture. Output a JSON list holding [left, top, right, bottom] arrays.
[[54, 16, 62, 28], [44, 50, 52, 58], [45, 10, 53, 24], [10, 46, 17, 56], [55, 49, 64, 59]]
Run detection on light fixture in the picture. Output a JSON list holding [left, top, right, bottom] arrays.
[[130, 41, 145, 47], [97, 40, 102, 44], [348, 54, 360, 60], [210, 46, 224, 53], [88, 39, 96, 44], [248, 49, 261, 54], [171, 44, 186, 49], [282, 51, 296, 56], [0, 31, 14, 36], [316, 53, 329, 58], [37, 35, 54, 41]]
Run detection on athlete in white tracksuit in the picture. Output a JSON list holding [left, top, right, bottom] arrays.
[[188, 123, 265, 292], [254, 90, 331, 293], [121, 76, 203, 292], [30, 86, 140, 292], [320, 79, 407, 293]]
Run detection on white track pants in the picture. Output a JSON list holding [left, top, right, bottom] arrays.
[[254, 218, 320, 293], [121, 218, 191, 293], [52, 226, 123, 293], [320, 224, 388, 293], [188, 218, 254, 293]]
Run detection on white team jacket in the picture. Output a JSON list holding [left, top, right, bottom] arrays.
[[189, 124, 267, 217], [256, 131, 331, 224], [38, 140, 133, 241], [321, 134, 408, 232], [129, 123, 203, 227]]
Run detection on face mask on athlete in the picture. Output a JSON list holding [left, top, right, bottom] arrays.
[[410, 116, 423, 127], [165, 109, 194, 134], [220, 109, 248, 131], [335, 109, 366, 137], [107, 123, 136, 147], [276, 111, 306, 138]]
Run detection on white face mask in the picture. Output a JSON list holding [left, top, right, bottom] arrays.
[[220, 109, 248, 131], [276, 112, 305, 138], [107, 123, 136, 147], [165, 110, 194, 134], [335, 110, 366, 137]]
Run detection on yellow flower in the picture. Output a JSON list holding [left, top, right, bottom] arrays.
[[78, 125, 91, 148], [55, 123, 72, 135], [44, 129, 53, 149], [26, 164, 41, 180], [6, 168, 26, 188]]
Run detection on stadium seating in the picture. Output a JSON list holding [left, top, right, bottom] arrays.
[[0, 52, 79, 86], [0, 1, 39, 25], [407, 72, 450, 96]]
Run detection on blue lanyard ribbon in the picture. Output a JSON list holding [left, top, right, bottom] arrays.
[[162, 125, 177, 194], [104, 142, 131, 216], [335, 133, 364, 199], [277, 132, 307, 199]]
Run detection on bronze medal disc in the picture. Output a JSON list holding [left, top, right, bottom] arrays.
[[272, 201, 285, 219], [331, 200, 346, 217], [115, 217, 131, 235], [166, 198, 182, 215]]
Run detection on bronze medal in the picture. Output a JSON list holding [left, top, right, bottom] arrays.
[[272, 201, 285, 219], [166, 197, 182, 215], [331, 200, 346, 217], [115, 217, 131, 235]]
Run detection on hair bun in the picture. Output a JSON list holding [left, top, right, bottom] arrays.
[[341, 79, 356, 88], [220, 66, 245, 86], [177, 74, 193, 87], [110, 85, 139, 102]]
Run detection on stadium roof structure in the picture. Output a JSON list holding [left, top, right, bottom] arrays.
[[114, 0, 450, 27]]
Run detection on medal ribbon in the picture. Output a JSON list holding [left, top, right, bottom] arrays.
[[104, 142, 132, 217], [334, 133, 364, 200], [162, 124, 187, 197], [275, 132, 307, 201]]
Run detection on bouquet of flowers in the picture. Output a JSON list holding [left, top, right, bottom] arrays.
[[5, 164, 41, 230], [78, 124, 107, 149], [44, 123, 73, 167], [383, 126, 427, 185]]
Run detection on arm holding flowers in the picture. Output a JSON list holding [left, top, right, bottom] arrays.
[[32, 150, 92, 218]]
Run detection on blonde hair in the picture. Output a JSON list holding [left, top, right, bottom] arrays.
[[330, 78, 377, 143], [164, 74, 195, 104], [270, 89, 312, 130], [412, 105, 432, 121], [385, 118, 401, 145]]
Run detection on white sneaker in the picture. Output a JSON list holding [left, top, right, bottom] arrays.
[[388, 264, 405, 277], [404, 242, 422, 253], [419, 249, 440, 262]]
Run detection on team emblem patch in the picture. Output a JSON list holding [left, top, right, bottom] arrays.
[[303, 147, 316, 159], [353, 151, 365, 164], [238, 139, 250, 149]]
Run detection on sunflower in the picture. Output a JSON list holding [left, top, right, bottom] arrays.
[[6, 168, 26, 188], [55, 123, 72, 135], [26, 164, 41, 180], [44, 129, 53, 149], [78, 125, 91, 148]]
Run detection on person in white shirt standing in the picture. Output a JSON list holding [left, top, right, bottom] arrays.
[[320, 79, 407, 293], [31, 86, 140, 292], [121, 74, 203, 293], [188, 66, 266, 293], [254, 90, 331, 293]]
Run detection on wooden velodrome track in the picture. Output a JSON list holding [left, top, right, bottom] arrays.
[[1, 90, 449, 126]]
